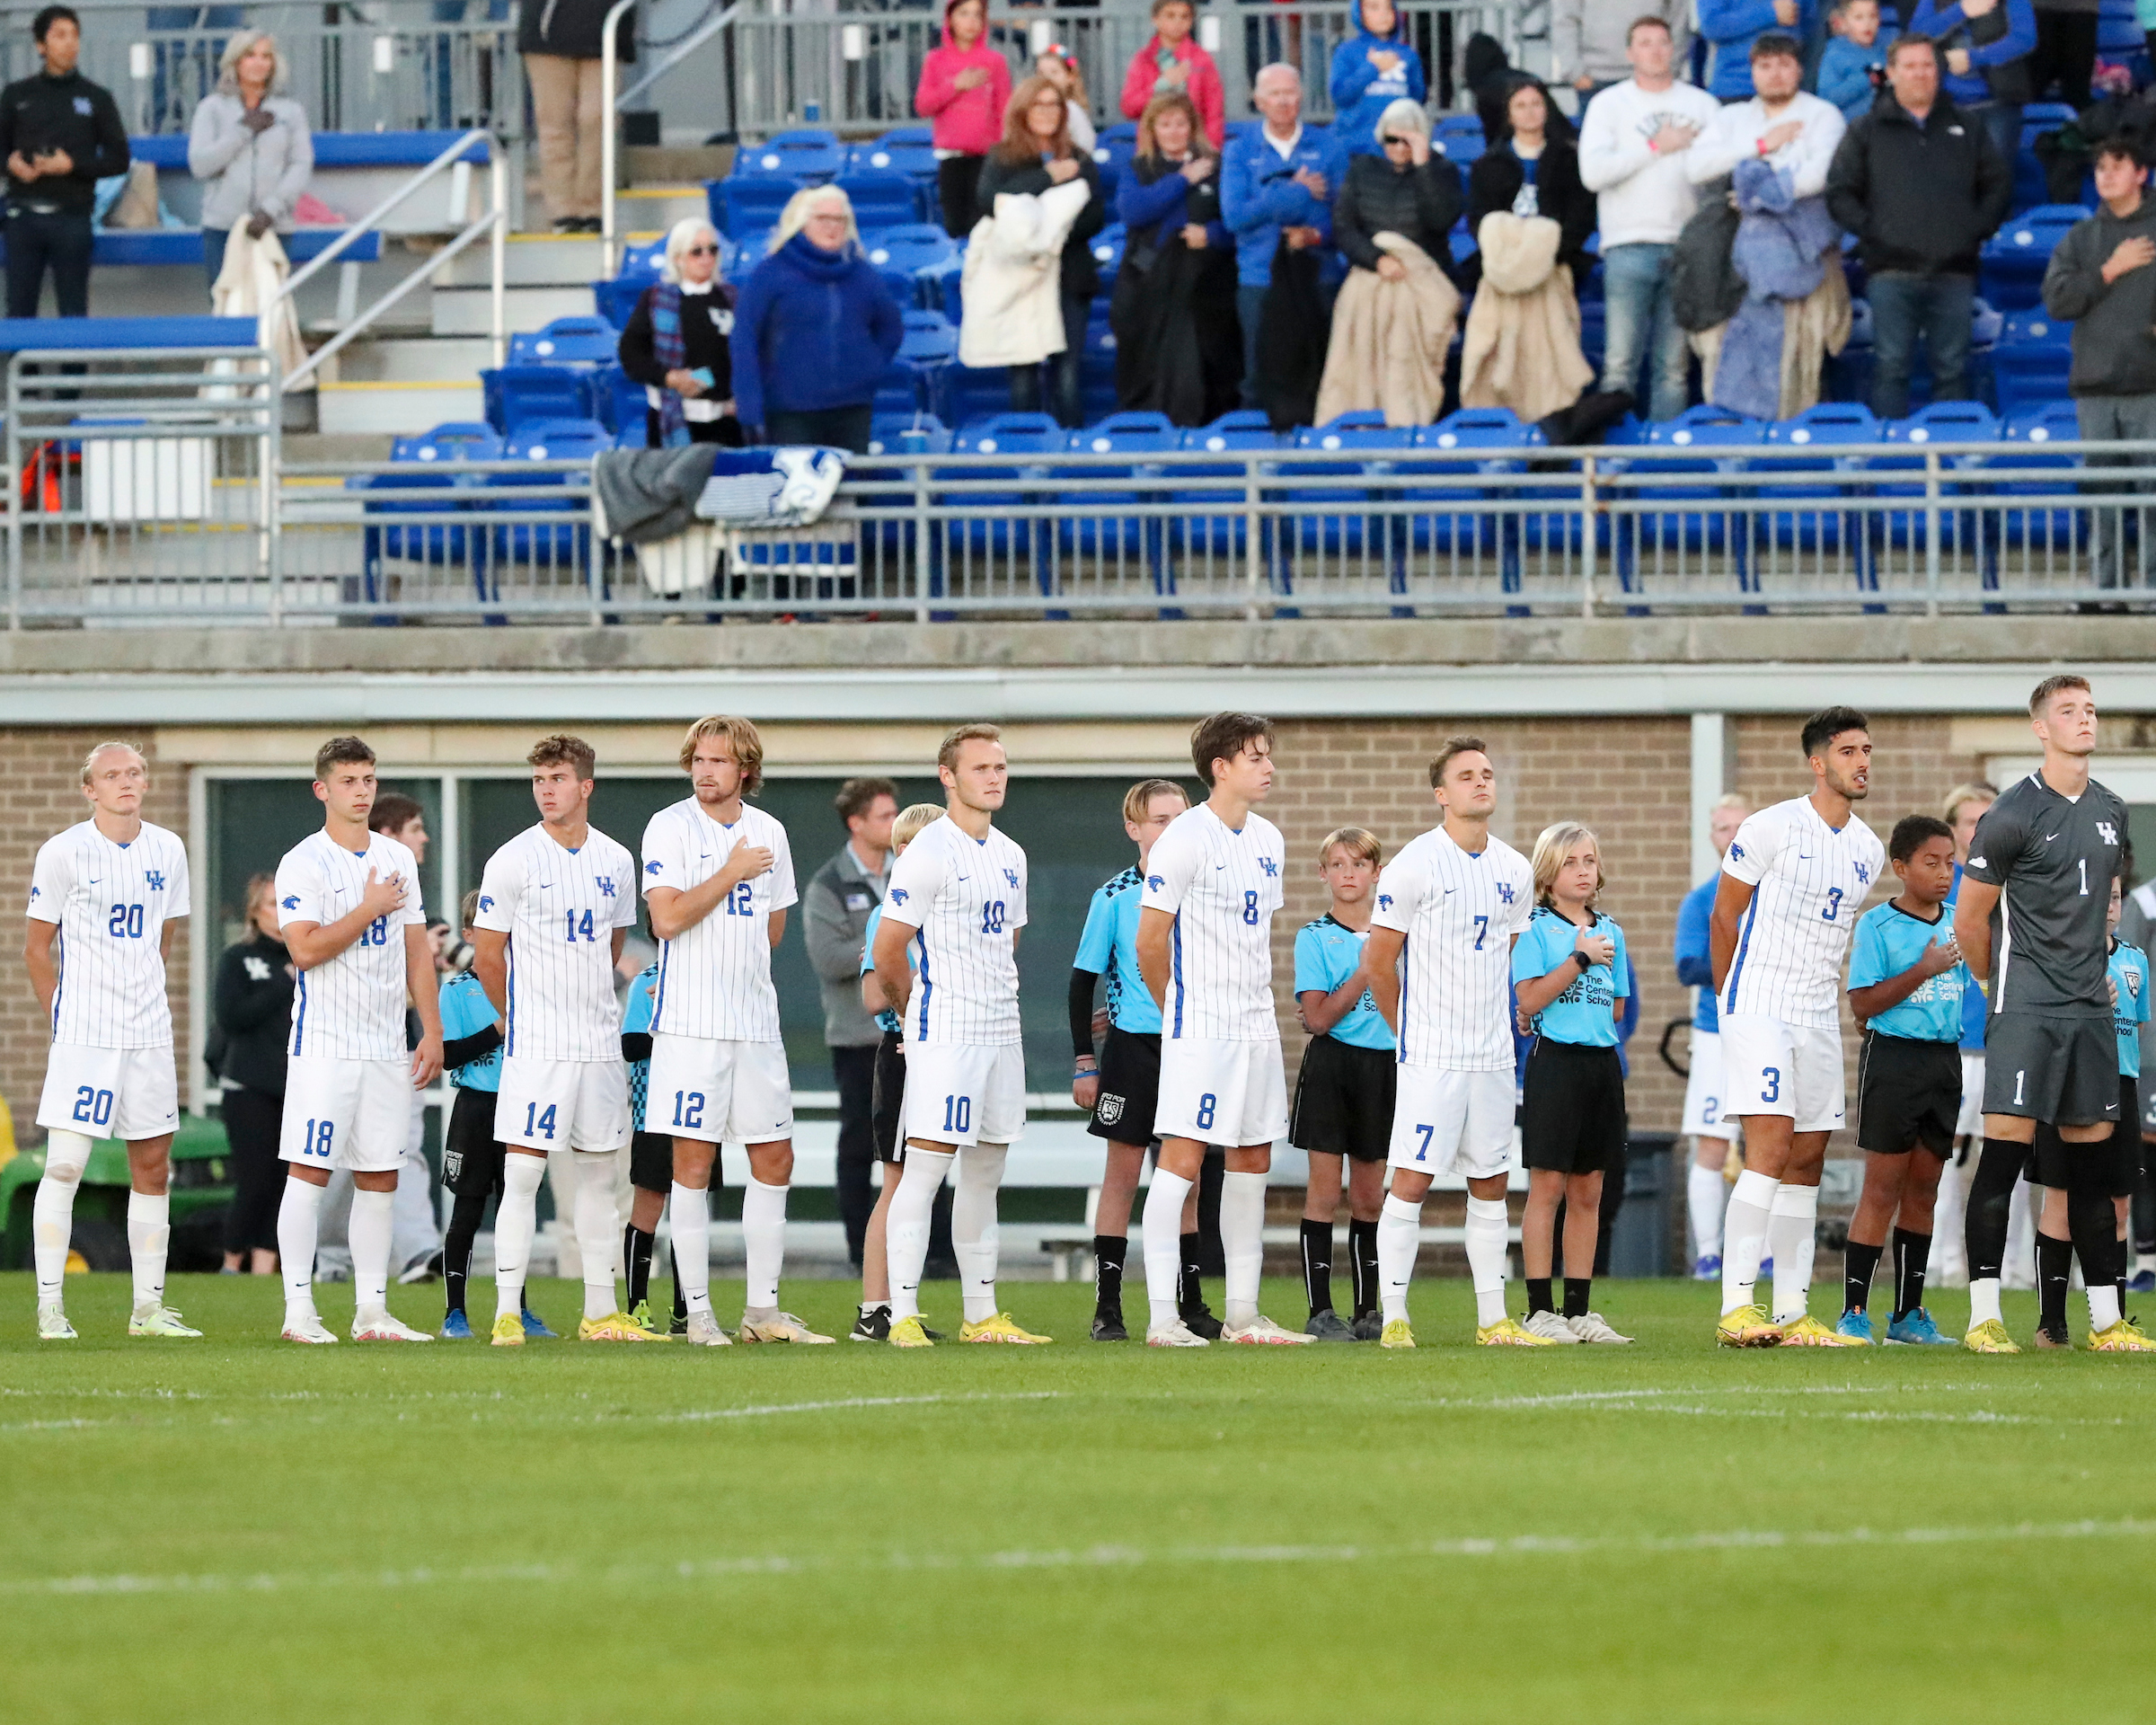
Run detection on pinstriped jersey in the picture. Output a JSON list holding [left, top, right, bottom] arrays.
[[474, 822, 638, 1061], [641, 796, 798, 1043], [27, 818, 190, 1049], [276, 829, 427, 1060], [1719, 795, 1885, 1031], [1370, 825, 1533, 1071], [1139, 803, 1285, 1041], [881, 815, 1027, 1047]]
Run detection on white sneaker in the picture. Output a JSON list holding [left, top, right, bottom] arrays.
[[685, 1310, 733, 1347], [738, 1311, 837, 1344], [37, 1303, 75, 1340], [128, 1304, 203, 1338], [1567, 1311, 1633, 1344], [1145, 1318, 1210, 1347], [351, 1309, 434, 1342], [1221, 1314, 1317, 1345], [1523, 1310, 1584, 1343], [282, 1310, 338, 1345]]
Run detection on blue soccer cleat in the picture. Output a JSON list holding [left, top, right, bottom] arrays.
[[440, 1309, 474, 1340], [521, 1308, 559, 1340], [1885, 1306, 1957, 1346], [1833, 1308, 1875, 1345], [2130, 1270, 2156, 1296], [1692, 1253, 1722, 1281]]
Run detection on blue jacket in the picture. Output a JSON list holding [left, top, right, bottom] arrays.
[[1221, 125, 1340, 288], [1328, 20, 1426, 158], [1699, 0, 1816, 98], [1902, 0, 2037, 108], [729, 232, 906, 433], [1814, 31, 1895, 121], [1116, 158, 1230, 253]]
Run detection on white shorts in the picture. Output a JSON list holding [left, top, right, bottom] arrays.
[[646, 1033, 793, 1146], [1957, 1052, 1986, 1139], [903, 1041, 1027, 1147], [1682, 1028, 1730, 1140], [1387, 1065, 1515, 1181], [279, 1055, 412, 1172], [497, 1055, 630, 1153], [1155, 1035, 1288, 1146], [38, 1042, 179, 1141], [1719, 1013, 1845, 1134]]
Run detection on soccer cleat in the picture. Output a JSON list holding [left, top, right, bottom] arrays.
[[2090, 1318, 2156, 1352], [1523, 1310, 1583, 1344], [1378, 1318, 1416, 1349], [1885, 1307, 1957, 1347], [1091, 1311, 1129, 1342], [490, 1313, 526, 1346], [2131, 1269, 2156, 1296], [1304, 1309, 1356, 1342], [682, 1311, 733, 1348], [1223, 1314, 1317, 1345], [1180, 1302, 1224, 1340], [1692, 1253, 1722, 1281], [1477, 1316, 1557, 1347], [1833, 1309, 1876, 1345], [623, 1305, 672, 1341], [521, 1308, 559, 1340], [1715, 1304, 1782, 1348], [282, 1311, 339, 1345], [1962, 1318, 2020, 1354], [441, 1309, 475, 1340], [887, 1314, 934, 1349], [36, 1303, 75, 1340], [579, 1311, 667, 1342], [1144, 1318, 1209, 1347], [1566, 1311, 1633, 1344], [739, 1312, 837, 1345], [352, 1311, 434, 1342], [2033, 1322, 2073, 1350], [959, 1312, 1052, 1345], [1351, 1311, 1385, 1341], [128, 1305, 202, 1339], [1778, 1314, 1856, 1349], [850, 1306, 892, 1343]]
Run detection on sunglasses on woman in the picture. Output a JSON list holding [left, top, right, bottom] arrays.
[[684, 243, 718, 256]]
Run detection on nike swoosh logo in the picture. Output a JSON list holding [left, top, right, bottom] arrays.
[[85, 878, 100, 884], [2045, 833, 2061, 842], [538, 882, 553, 889]]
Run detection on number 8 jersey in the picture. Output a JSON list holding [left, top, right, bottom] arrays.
[[1139, 802, 1285, 1039], [881, 815, 1027, 1046], [275, 828, 427, 1060], [1719, 795, 1886, 1030], [27, 818, 190, 1048]]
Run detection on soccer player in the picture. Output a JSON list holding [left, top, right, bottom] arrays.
[[620, 944, 688, 1338], [1073, 778, 1214, 1343], [472, 735, 649, 1347], [644, 716, 832, 1348], [1675, 792, 1749, 1278], [1511, 821, 1632, 1345], [25, 740, 198, 1340], [271, 736, 443, 1344], [1289, 827, 1394, 1341], [873, 724, 1049, 1348], [1956, 676, 2152, 1352], [1710, 707, 1885, 1349], [1835, 814, 1965, 1346], [1364, 738, 1540, 1349]]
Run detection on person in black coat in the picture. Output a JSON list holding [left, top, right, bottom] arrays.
[[1466, 75, 1596, 288], [617, 217, 746, 448], [212, 873, 292, 1274], [1335, 96, 1465, 283], [517, 0, 633, 232]]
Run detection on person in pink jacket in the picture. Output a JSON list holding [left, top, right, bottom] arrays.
[[915, 0, 1012, 237], [1118, 0, 1224, 149]]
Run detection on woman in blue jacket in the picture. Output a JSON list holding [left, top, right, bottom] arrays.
[[1901, 0, 2037, 171], [729, 185, 905, 452], [1329, 0, 1427, 158]]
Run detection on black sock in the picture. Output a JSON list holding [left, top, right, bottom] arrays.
[[1348, 1218, 1379, 1320], [1562, 1278, 1592, 1319], [2066, 1185, 2122, 1317], [1892, 1227, 1932, 1322], [1179, 1230, 1206, 1315], [624, 1223, 656, 1313], [1526, 1276, 1553, 1316], [1092, 1234, 1126, 1314], [2037, 1233, 2073, 1334], [1300, 1218, 1334, 1316], [1842, 1238, 1883, 1316], [443, 1190, 487, 1319], [1966, 1137, 2031, 1283], [668, 1241, 686, 1327]]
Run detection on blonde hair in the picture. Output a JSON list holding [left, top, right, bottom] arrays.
[[1711, 792, 1750, 814], [678, 715, 764, 794], [1037, 46, 1091, 111], [660, 216, 720, 284], [216, 29, 289, 95], [938, 722, 1003, 773], [1122, 777, 1188, 825], [892, 802, 945, 850], [80, 740, 146, 788], [770, 184, 859, 254], [1531, 821, 1604, 908], [1137, 90, 1214, 160], [1942, 780, 1999, 826], [1318, 826, 1382, 868]]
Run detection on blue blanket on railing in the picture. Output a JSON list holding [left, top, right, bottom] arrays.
[[1710, 159, 1841, 421], [595, 444, 849, 544]]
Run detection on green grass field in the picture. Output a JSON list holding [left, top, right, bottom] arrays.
[[5, 1271, 2155, 1723]]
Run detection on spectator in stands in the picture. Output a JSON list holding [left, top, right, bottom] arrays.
[[1037, 42, 1095, 155], [1120, 0, 1225, 150], [518, 0, 631, 234], [2041, 138, 2156, 596], [214, 871, 291, 1276], [1467, 75, 1595, 285], [1111, 90, 1239, 424], [0, 6, 127, 319], [1700, 0, 1814, 101], [1340, 94, 1463, 279], [617, 216, 743, 448], [1223, 63, 1339, 408], [976, 75, 1106, 428], [1826, 34, 2010, 420], [187, 31, 313, 295], [1816, 0, 1898, 122], [732, 186, 902, 453], [1903, 0, 2037, 171], [1330, 0, 1426, 159], [1579, 17, 1721, 420], [2028, 0, 2098, 111], [916, 0, 1008, 238], [1555, 0, 1692, 107]]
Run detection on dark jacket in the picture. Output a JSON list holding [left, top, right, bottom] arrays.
[[1669, 176, 1747, 333], [619, 278, 743, 444], [803, 843, 888, 1048], [0, 69, 128, 215], [975, 151, 1107, 298], [517, 0, 634, 62], [729, 232, 906, 432], [2042, 198, 2156, 399], [1115, 152, 1229, 256], [213, 933, 293, 1098], [1825, 92, 2011, 278], [1467, 139, 1595, 278], [1335, 151, 1464, 276], [1109, 155, 1241, 424]]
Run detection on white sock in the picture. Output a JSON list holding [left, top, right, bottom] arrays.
[[1688, 1159, 1727, 1261], [1721, 1168, 1780, 1314], [1968, 1276, 2003, 1328], [1377, 1191, 1421, 1323], [31, 1130, 90, 1305], [128, 1190, 170, 1312], [1220, 1170, 1266, 1329], [349, 1187, 393, 1316], [277, 1177, 323, 1312], [573, 1151, 619, 1321], [742, 1177, 789, 1314], [1465, 1195, 1509, 1327], [1142, 1167, 1193, 1330], [1767, 1183, 1819, 1323], [952, 1144, 1005, 1324], [2090, 1282, 2123, 1331], [670, 1181, 711, 1315], [493, 1154, 544, 1320], [886, 1149, 951, 1322]]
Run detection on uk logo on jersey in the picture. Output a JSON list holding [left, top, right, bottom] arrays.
[[478, 896, 494, 912], [281, 894, 300, 909], [2101, 822, 2120, 845], [645, 860, 661, 875], [1854, 862, 1871, 885], [1259, 857, 1278, 877], [1003, 868, 1019, 889], [890, 888, 909, 906], [146, 871, 165, 889], [1496, 882, 1515, 905], [597, 878, 616, 898]]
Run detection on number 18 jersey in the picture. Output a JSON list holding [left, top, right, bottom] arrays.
[[881, 816, 1027, 1047], [276, 828, 427, 1060], [473, 822, 637, 1060], [1719, 795, 1885, 1031]]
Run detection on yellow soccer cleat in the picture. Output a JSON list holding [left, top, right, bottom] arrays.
[[1777, 1314, 1857, 1348], [2089, 1318, 2156, 1353], [579, 1311, 668, 1341], [626, 1299, 673, 1340], [1379, 1319, 1416, 1349], [888, 1314, 935, 1349], [490, 1313, 526, 1348], [738, 1311, 837, 1345], [959, 1312, 1052, 1345], [128, 1305, 203, 1339], [1962, 1318, 2020, 1354], [1476, 1315, 1557, 1347], [1715, 1304, 1783, 1348]]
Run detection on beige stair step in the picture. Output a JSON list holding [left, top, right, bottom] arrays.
[[334, 336, 499, 384], [432, 282, 596, 335], [439, 232, 622, 288], [317, 379, 485, 437]]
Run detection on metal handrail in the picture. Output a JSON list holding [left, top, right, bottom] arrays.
[[601, 0, 742, 277]]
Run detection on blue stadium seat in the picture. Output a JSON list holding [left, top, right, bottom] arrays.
[[1997, 399, 2087, 555], [1877, 400, 2002, 587], [1618, 404, 1768, 593], [481, 366, 597, 434], [1403, 409, 1540, 589], [867, 411, 951, 456], [354, 421, 502, 580], [2014, 104, 2080, 213], [724, 230, 773, 279], [862, 223, 962, 312], [851, 128, 940, 190], [594, 238, 667, 328], [1436, 128, 1484, 169], [1055, 411, 1178, 564], [935, 412, 1065, 565], [1283, 411, 1416, 562], [1165, 410, 1283, 574], [877, 309, 959, 416], [1088, 223, 1126, 300], [943, 361, 1017, 428], [838, 171, 923, 232], [1433, 112, 1484, 149], [734, 129, 844, 181], [484, 418, 610, 579], [594, 365, 647, 438], [711, 176, 804, 240], [1991, 309, 2073, 418], [510, 315, 619, 366], [1091, 129, 1135, 202], [1759, 401, 1879, 556], [1981, 204, 2090, 311]]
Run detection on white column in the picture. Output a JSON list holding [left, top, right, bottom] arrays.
[[1690, 712, 1727, 887]]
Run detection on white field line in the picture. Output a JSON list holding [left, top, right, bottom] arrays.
[[658, 1392, 1062, 1423]]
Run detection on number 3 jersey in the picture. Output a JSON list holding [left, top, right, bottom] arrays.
[[276, 828, 427, 1060], [1368, 825, 1533, 1071], [27, 818, 190, 1048], [1719, 795, 1886, 1031], [473, 823, 638, 1060], [640, 796, 798, 1043], [881, 815, 1027, 1047], [1140, 802, 1286, 1040]]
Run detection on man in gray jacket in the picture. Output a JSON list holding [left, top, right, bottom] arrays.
[[1554, 0, 1692, 105], [801, 776, 897, 1268], [2041, 137, 2156, 597]]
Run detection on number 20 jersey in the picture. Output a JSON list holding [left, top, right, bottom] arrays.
[[27, 818, 190, 1049], [881, 815, 1027, 1047], [641, 796, 798, 1043], [1719, 795, 1885, 1031]]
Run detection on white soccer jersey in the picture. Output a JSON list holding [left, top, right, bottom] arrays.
[[1369, 825, 1533, 1071], [276, 829, 427, 1061], [881, 815, 1027, 1047], [27, 818, 190, 1049], [1719, 795, 1886, 1030], [1139, 802, 1286, 1040], [641, 796, 798, 1042], [474, 822, 637, 1061]]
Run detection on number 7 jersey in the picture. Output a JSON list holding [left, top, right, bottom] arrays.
[[880, 815, 1027, 1046], [1719, 794, 1885, 1030], [1368, 824, 1533, 1070], [473, 822, 638, 1059]]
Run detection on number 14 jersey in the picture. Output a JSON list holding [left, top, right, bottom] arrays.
[[473, 822, 638, 1060], [1719, 795, 1885, 1030]]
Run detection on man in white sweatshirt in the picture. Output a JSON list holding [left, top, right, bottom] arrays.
[[1685, 34, 1847, 201], [1578, 16, 1722, 421]]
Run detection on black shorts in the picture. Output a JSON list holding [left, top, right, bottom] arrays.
[[1983, 1012, 2123, 1127], [1855, 1031, 1961, 1156], [630, 1129, 675, 1194], [442, 1087, 504, 1198], [871, 1029, 906, 1163], [1087, 1026, 1161, 1146], [1288, 1034, 1395, 1162], [1520, 1039, 1626, 1174], [2034, 1075, 2143, 1198]]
